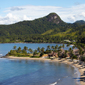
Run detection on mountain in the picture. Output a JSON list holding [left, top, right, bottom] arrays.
[[0, 13, 85, 43], [0, 13, 66, 35], [74, 20, 85, 25]]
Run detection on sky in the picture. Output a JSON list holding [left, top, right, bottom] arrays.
[[0, 0, 85, 24]]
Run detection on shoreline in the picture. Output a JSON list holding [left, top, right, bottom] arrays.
[[6, 56, 85, 85]]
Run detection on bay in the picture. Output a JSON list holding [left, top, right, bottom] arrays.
[[0, 43, 80, 85], [0, 43, 72, 56], [0, 58, 80, 85]]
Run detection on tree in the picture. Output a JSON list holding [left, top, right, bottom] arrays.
[[57, 46, 62, 57], [28, 48, 33, 53], [58, 46, 62, 51], [68, 47, 73, 59], [37, 47, 41, 53], [47, 45, 50, 50], [79, 48, 84, 56], [51, 46, 55, 51], [24, 46, 28, 52], [54, 45, 58, 52], [55, 45, 58, 49], [64, 50, 68, 57], [17, 47, 21, 53], [77, 35, 85, 44], [72, 45, 75, 49], [41, 47, 45, 53], [22, 49, 27, 54], [69, 47, 72, 52], [8, 50, 17, 55], [33, 50, 38, 56], [13, 46, 16, 50]]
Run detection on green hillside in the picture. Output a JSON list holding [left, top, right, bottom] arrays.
[[0, 13, 85, 43]]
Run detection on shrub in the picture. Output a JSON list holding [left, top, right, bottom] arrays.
[[80, 56, 85, 62], [40, 52, 44, 57], [72, 55, 77, 59]]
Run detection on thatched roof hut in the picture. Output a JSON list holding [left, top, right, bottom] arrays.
[[48, 51, 58, 58], [73, 49, 79, 56]]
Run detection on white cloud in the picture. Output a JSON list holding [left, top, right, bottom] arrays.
[[10, 7, 25, 11], [0, 13, 32, 24], [0, 13, 19, 24], [68, 15, 76, 22], [80, 12, 85, 17], [1, 4, 85, 24]]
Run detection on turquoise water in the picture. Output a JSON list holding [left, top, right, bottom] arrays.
[[0, 43, 80, 85], [0, 43, 73, 56], [0, 58, 80, 85]]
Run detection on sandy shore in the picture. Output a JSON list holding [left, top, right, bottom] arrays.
[[7, 56, 85, 85]]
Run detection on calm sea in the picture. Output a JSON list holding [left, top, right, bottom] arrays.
[[0, 58, 80, 85], [0, 43, 73, 56], [0, 43, 80, 85]]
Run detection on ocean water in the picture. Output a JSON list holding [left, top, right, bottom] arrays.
[[0, 58, 80, 85], [0, 43, 80, 85], [0, 43, 73, 56]]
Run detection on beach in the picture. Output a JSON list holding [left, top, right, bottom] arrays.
[[7, 56, 85, 85]]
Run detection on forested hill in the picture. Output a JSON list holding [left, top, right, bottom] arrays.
[[0, 13, 66, 35], [0, 13, 85, 43]]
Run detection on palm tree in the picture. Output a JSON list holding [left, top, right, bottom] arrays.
[[33, 50, 38, 56], [51, 46, 55, 51], [58, 46, 62, 51], [64, 50, 68, 57], [24, 46, 28, 51], [41, 47, 45, 53], [79, 47, 84, 56], [28, 48, 33, 53], [54, 45, 58, 52], [13, 46, 16, 50], [55, 45, 58, 49], [69, 47, 72, 52], [57, 46, 62, 57], [23, 46, 28, 54], [17, 47, 21, 53], [72, 45, 75, 50], [37, 47, 41, 53], [47, 45, 50, 50], [68, 47, 73, 59]]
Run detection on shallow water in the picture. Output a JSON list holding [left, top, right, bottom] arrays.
[[0, 58, 80, 85]]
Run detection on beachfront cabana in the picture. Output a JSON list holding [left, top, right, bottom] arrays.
[[73, 49, 79, 56], [48, 51, 58, 58]]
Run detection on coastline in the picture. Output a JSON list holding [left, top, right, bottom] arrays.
[[7, 56, 85, 85]]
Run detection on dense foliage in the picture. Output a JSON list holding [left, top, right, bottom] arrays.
[[0, 13, 85, 43]]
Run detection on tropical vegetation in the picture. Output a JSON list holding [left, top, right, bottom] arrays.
[[0, 13, 85, 43]]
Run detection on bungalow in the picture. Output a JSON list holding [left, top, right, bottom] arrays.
[[48, 51, 58, 58], [73, 49, 79, 56]]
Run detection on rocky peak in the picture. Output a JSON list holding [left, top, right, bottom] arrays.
[[46, 13, 63, 24]]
